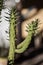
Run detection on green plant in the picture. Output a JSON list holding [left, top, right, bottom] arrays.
[[8, 9, 38, 64], [0, 0, 38, 65], [8, 9, 16, 65]]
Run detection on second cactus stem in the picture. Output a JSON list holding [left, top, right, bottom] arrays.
[[15, 19, 38, 53]]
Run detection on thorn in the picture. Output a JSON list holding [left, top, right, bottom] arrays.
[[26, 26, 29, 29], [4, 16, 9, 19], [5, 19, 9, 21], [5, 12, 10, 15], [5, 30, 8, 33], [26, 30, 29, 32]]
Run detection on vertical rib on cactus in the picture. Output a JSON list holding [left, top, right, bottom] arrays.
[[8, 9, 16, 65], [15, 19, 38, 53]]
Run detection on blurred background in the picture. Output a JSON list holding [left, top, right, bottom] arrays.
[[0, 0, 43, 65]]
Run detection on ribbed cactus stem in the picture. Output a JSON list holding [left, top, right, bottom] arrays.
[[15, 19, 38, 53], [8, 9, 16, 65], [15, 32, 33, 53]]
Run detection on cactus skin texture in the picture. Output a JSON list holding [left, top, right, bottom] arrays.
[[15, 19, 38, 53], [0, 0, 38, 65], [8, 9, 16, 65], [8, 12, 38, 65]]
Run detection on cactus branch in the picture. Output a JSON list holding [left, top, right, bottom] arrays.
[[15, 32, 32, 53], [15, 19, 38, 53]]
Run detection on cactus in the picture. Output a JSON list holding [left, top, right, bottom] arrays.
[[0, 0, 38, 65], [8, 8, 38, 65], [8, 9, 16, 65], [15, 19, 38, 53]]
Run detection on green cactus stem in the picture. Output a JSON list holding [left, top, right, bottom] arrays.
[[15, 32, 32, 53], [8, 8, 38, 65], [8, 9, 16, 65], [15, 19, 38, 53]]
